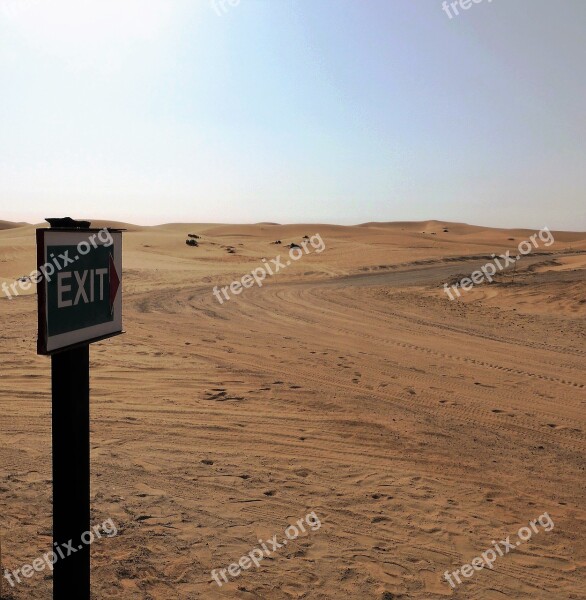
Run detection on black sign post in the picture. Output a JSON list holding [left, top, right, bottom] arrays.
[[36, 218, 123, 599], [52, 345, 90, 599]]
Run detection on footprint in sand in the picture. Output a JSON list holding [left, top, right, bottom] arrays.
[[205, 388, 245, 401], [294, 468, 310, 477]]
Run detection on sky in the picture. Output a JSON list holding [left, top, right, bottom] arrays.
[[0, 0, 584, 229]]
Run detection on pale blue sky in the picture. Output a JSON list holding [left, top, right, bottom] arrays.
[[0, 0, 584, 228]]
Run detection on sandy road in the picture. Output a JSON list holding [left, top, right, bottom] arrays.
[[320, 252, 586, 288]]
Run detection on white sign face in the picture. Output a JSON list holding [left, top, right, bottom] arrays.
[[36, 229, 123, 354]]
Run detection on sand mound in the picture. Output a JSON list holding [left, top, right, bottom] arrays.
[[0, 220, 29, 230]]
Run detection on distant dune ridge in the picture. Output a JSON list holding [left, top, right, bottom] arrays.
[[1, 219, 585, 307], [0, 220, 28, 230], [1, 218, 585, 236]]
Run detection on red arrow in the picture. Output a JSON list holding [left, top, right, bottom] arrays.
[[109, 253, 120, 313]]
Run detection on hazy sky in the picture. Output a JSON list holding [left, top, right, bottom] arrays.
[[0, 0, 584, 228]]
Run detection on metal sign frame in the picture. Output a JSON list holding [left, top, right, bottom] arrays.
[[36, 228, 123, 355]]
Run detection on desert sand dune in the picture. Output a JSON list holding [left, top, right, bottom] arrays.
[[0, 222, 29, 231], [0, 221, 585, 599]]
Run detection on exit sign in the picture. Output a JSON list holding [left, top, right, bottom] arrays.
[[37, 228, 123, 354]]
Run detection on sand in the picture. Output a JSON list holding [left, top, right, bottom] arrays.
[[0, 220, 585, 599]]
